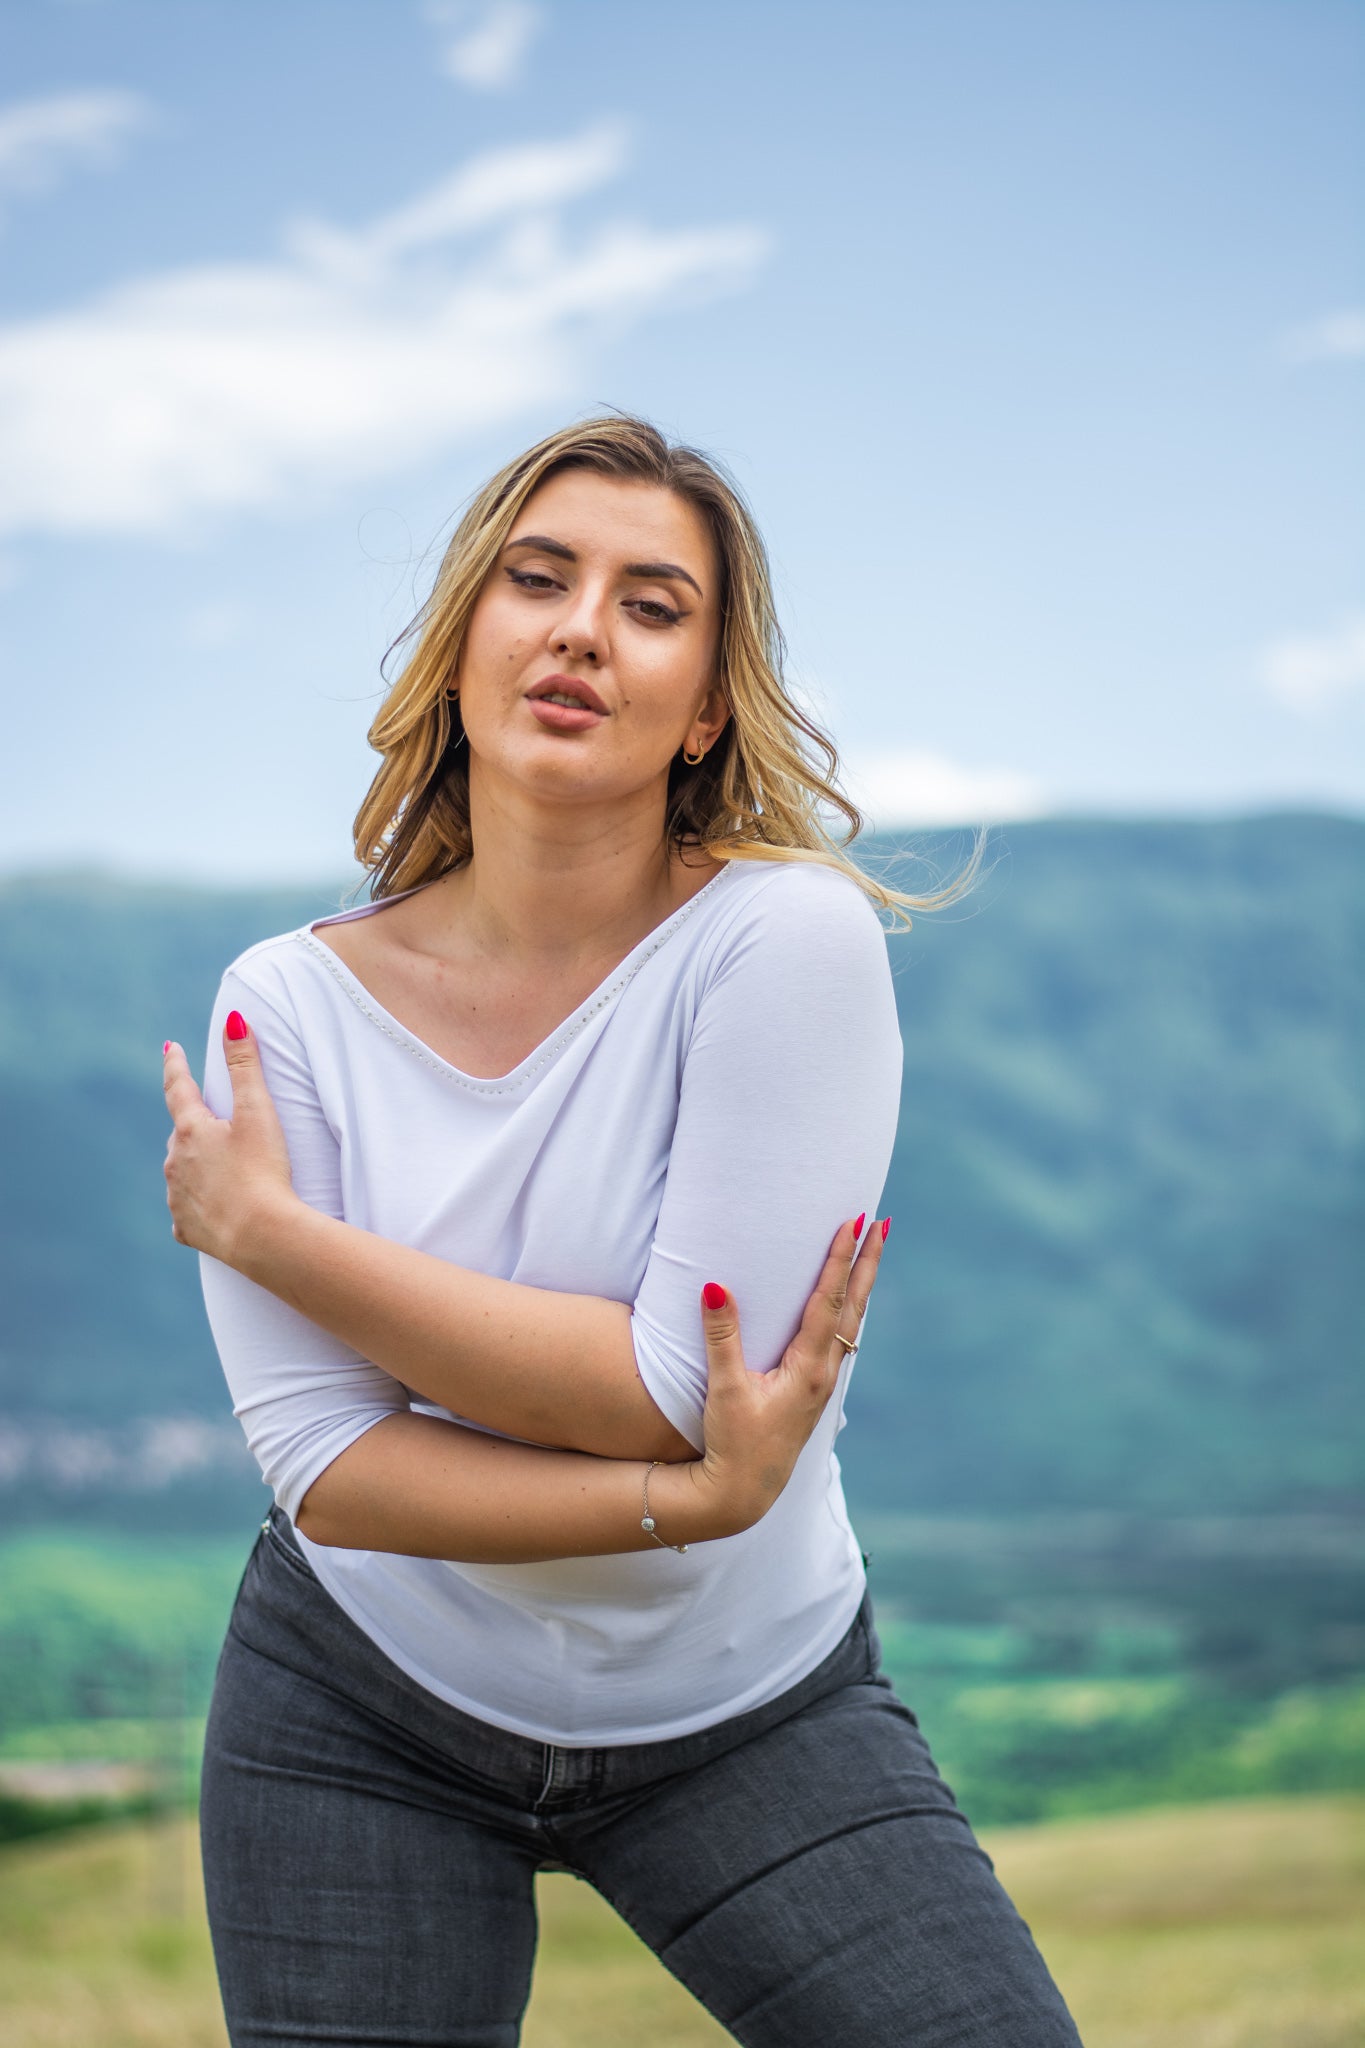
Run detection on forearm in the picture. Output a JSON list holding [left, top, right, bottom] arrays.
[[236, 1196, 693, 1462], [294, 1411, 719, 1561]]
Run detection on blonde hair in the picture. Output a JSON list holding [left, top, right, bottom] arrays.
[[354, 412, 980, 928]]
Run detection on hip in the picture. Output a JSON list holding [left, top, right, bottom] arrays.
[[222, 1504, 880, 1777]]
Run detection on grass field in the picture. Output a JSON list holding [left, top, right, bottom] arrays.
[[0, 1796, 1360, 2046]]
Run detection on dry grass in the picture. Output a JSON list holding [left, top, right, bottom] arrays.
[[0, 1814, 222, 2048], [0, 1796, 1360, 2046], [999, 1797, 1365, 2048]]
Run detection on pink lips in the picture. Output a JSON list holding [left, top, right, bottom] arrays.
[[526, 674, 608, 732], [528, 698, 605, 732]]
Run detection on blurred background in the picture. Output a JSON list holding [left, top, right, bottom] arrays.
[[0, 2, 1361, 2044]]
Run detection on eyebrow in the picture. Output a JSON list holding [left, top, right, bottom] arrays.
[[506, 534, 703, 600]]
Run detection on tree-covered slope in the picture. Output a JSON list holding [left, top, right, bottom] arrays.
[[0, 874, 340, 1427], [858, 815, 1364, 1512], [0, 815, 1360, 1521]]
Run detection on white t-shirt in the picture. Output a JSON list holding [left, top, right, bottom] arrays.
[[200, 854, 903, 1745]]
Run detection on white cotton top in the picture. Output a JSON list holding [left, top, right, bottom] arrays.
[[199, 855, 903, 1746]]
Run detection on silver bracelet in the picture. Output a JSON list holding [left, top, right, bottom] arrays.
[[642, 1461, 688, 1553]]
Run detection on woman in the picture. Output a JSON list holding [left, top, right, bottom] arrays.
[[162, 415, 1082, 2046]]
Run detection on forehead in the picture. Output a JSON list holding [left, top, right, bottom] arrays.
[[513, 471, 716, 588]]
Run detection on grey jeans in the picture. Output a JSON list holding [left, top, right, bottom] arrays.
[[200, 1508, 1083, 2047]]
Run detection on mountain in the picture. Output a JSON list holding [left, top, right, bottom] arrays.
[[858, 815, 1363, 1514], [0, 815, 1360, 1525]]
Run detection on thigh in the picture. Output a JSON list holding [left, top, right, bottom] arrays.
[[576, 1676, 1082, 2048], [200, 1550, 540, 2048]]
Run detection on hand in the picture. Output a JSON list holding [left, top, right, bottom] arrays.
[[162, 1012, 298, 1264], [651, 1214, 890, 1544]]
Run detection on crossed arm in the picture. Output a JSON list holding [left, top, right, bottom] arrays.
[[166, 883, 902, 1561], [193, 1152, 696, 1465], [164, 1013, 883, 1558]]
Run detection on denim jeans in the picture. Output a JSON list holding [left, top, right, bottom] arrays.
[[200, 1507, 1084, 2046]]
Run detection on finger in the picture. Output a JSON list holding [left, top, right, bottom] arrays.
[[164, 1168, 183, 1244], [162, 1039, 209, 1131], [698, 1280, 748, 1392], [787, 1218, 862, 1388], [843, 1214, 891, 1329], [816, 1215, 860, 1325], [222, 1010, 272, 1124]]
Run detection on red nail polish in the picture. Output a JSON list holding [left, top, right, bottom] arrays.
[[853, 1212, 866, 1238], [225, 1010, 249, 1042], [162, 1040, 170, 1056], [881, 1216, 892, 1241], [702, 1282, 727, 1311]]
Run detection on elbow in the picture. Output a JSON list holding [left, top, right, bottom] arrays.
[[289, 1413, 407, 1551], [293, 1484, 342, 1548]]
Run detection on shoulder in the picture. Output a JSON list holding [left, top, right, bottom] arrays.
[[684, 857, 901, 1075], [714, 856, 890, 960], [215, 926, 324, 1034], [692, 857, 894, 1010]]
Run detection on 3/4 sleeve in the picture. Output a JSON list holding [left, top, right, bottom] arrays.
[[628, 864, 904, 1451], [197, 959, 411, 1519]]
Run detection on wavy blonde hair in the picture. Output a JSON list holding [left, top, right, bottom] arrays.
[[354, 413, 980, 928]]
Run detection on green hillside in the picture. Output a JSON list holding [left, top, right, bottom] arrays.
[[0, 815, 1361, 1525], [858, 814, 1364, 1514]]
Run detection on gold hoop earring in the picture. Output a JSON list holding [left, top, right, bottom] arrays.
[[682, 744, 706, 765]]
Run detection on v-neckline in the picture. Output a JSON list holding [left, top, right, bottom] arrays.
[[298, 860, 739, 1096]]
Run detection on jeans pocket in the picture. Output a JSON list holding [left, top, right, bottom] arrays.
[[263, 1509, 321, 1584]]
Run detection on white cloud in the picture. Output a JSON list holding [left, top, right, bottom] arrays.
[[840, 748, 1050, 827], [0, 89, 150, 209], [425, 0, 542, 90], [0, 125, 767, 540], [1281, 309, 1365, 363], [282, 124, 627, 277], [1261, 615, 1365, 713]]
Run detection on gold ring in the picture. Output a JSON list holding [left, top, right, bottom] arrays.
[[834, 1334, 858, 1356]]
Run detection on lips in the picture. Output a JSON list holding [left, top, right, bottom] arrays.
[[526, 674, 608, 716], [527, 697, 606, 734]]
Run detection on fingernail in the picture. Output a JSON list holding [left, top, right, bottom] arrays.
[[702, 1282, 727, 1311], [853, 1212, 866, 1238], [225, 1010, 249, 1042], [881, 1216, 892, 1241], [162, 1040, 170, 1056]]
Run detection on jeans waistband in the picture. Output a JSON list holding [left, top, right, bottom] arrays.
[[251, 1505, 883, 1808]]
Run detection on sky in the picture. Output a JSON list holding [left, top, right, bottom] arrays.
[[0, 0, 1361, 882]]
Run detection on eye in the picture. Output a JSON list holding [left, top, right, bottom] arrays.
[[505, 567, 560, 592], [629, 598, 683, 625]]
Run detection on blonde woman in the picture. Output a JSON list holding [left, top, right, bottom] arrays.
[[162, 416, 1082, 2046]]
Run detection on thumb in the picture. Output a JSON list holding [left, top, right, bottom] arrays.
[[222, 1009, 271, 1122], [700, 1281, 748, 1391]]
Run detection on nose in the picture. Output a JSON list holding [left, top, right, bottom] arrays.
[[550, 582, 605, 665], [552, 626, 599, 665]]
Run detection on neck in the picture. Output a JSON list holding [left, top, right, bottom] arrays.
[[423, 758, 713, 967]]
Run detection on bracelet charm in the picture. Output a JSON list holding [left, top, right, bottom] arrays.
[[642, 1462, 688, 1554]]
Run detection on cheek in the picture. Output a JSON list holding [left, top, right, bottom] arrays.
[[621, 640, 712, 728], [461, 594, 535, 691]]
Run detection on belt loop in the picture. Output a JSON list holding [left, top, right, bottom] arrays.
[[535, 1745, 557, 1809]]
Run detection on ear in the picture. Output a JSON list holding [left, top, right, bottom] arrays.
[[695, 681, 730, 751]]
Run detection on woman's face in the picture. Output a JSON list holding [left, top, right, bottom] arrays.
[[455, 469, 729, 815]]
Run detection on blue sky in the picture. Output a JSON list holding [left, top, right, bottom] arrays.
[[1, 0, 1361, 881]]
